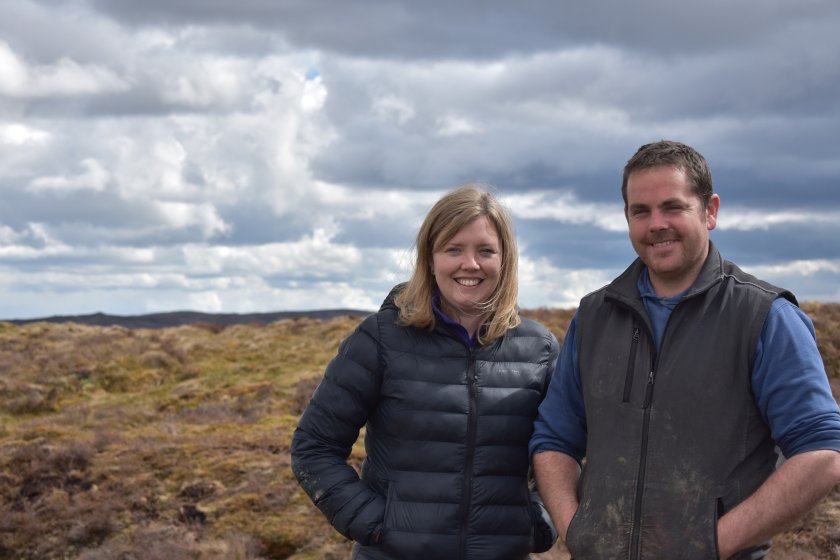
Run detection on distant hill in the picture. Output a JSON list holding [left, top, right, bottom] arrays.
[[4, 309, 373, 329]]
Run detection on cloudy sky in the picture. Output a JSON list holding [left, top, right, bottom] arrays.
[[1, 0, 839, 319]]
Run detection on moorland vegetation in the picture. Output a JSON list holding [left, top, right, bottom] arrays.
[[1, 304, 838, 559]]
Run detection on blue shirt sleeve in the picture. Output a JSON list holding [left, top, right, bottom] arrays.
[[752, 298, 840, 457], [529, 312, 588, 464]]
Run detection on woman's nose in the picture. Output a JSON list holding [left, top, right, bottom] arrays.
[[461, 252, 479, 269]]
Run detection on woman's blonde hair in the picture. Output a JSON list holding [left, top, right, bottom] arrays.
[[395, 183, 520, 343]]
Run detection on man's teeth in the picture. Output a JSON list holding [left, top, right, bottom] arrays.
[[457, 279, 481, 286], [653, 241, 674, 247]]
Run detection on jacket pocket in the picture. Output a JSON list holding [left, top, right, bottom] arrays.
[[621, 327, 641, 403], [713, 496, 723, 560], [564, 464, 588, 555], [376, 484, 395, 545], [695, 489, 726, 559], [668, 491, 722, 559], [563, 501, 584, 556]]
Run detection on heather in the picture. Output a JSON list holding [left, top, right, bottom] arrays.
[[0, 304, 838, 559]]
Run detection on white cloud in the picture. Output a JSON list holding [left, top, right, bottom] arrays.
[[181, 228, 361, 276], [519, 254, 616, 309], [28, 158, 110, 193], [300, 75, 327, 112], [0, 123, 51, 145], [435, 114, 481, 137], [717, 207, 840, 231], [0, 39, 127, 97], [0, 40, 30, 93], [160, 56, 247, 107], [746, 259, 840, 278], [0, 0, 838, 319], [185, 290, 223, 313], [155, 201, 231, 238], [507, 191, 627, 232], [739, 258, 840, 302], [373, 94, 415, 126], [0, 223, 73, 259], [0, 225, 19, 244]]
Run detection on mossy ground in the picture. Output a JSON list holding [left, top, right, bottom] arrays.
[[0, 306, 837, 559]]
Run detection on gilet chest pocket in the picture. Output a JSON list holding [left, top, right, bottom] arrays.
[[621, 327, 641, 403]]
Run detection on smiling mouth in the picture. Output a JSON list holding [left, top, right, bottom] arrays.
[[651, 240, 677, 248], [456, 278, 482, 287]]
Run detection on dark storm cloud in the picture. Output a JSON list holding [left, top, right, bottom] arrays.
[[332, 215, 418, 250], [715, 224, 840, 266], [217, 200, 314, 246], [79, 0, 839, 60], [0, 188, 148, 233], [0, 188, 227, 247], [2, 0, 839, 317], [713, 171, 840, 209], [515, 218, 636, 270]]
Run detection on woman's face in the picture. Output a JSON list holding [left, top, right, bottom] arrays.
[[431, 216, 502, 323]]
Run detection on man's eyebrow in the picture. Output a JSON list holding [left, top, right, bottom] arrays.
[[660, 197, 692, 208], [629, 197, 687, 209]]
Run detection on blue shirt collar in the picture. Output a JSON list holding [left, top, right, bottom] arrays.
[[637, 268, 686, 351], [637, 268, 686, 308]]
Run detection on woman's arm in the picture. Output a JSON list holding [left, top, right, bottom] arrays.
[[291, 315, 385, 544]]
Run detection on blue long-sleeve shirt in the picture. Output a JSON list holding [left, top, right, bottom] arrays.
[[530, 272, 840, 463]]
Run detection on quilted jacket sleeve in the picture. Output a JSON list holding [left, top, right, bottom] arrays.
[[290, 314, 385, 545]]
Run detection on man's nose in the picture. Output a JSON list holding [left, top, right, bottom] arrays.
[[649, 209, 668, 231]]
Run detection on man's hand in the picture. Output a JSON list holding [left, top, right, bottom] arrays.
[[717, 449, 840, 559], [532, 451, 581, 542]]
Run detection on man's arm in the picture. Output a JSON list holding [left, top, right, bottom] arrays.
[[529, 314, 587, 542], [717, 449, 840, 560], [725, 298, 840, 558], [533, 450, 581, 542]]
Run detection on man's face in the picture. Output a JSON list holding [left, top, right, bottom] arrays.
[[625, 166, 719, 296]]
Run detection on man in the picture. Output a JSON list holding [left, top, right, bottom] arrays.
[[530, 140, 840, 559]]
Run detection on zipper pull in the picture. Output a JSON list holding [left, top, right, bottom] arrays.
[[643, 370, 655, 408]]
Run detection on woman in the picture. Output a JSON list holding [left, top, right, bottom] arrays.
[[291, 184, 560, 559]]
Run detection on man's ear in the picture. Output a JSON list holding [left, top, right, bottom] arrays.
[[706, 194, 720, 231]]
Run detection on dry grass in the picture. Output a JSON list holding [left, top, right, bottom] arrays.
[[0, 305, 837, 559]]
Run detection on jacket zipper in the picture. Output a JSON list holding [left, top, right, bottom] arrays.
[[459, 348, 478, 560]]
